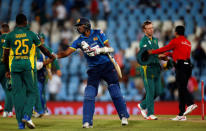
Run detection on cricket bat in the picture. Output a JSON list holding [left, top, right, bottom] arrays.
[[107, 54, 122, 78]]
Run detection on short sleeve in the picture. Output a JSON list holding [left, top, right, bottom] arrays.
[[98, 30, 108, 44], [70, 39, 80, 51], [3, 34, 11, 49], [32, 32, 41, 47], [139, 39, 147, 49]]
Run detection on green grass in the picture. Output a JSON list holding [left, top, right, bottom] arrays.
[[0, 115, 205, 131]]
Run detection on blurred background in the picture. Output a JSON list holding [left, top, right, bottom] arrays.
[[0, 0, 206, 102]]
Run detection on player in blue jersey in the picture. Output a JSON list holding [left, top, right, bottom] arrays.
[[56, 18, 129, 128]]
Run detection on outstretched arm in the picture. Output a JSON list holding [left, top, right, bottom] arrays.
[[57, 47, 76, 59], [148, 40, 175, 55], [38, 45, 55, 59]]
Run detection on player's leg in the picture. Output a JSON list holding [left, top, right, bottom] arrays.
[[183, 66, 197, 116], [33, 71, 44, 116], [0, 65, 11, 115], [11, 72, 26, 128], [139, 77, 147, 110], [38, 81, 47, 112], [22, 70, 36, 117], [138, 67, 148, 110], [154, 74, 163, 98], [22, 70, 37, 129], [176, 65, 188, 116], [102, 62, 129, 120], [176, 64, 196, 116], [1, 77, 13, 117], [184, 65, 195, 106], [144, 77, 155, 117], [83, 68, 100, 127]]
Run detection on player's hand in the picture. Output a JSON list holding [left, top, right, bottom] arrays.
[[90, 46, 101, 56], [43, 58, 53, 66], [81, 41, 90, 53], [158, 54, 168, 61], [5, 72, 10, 78], [51, 53, 57, 60], [147, 50, 153, 55]]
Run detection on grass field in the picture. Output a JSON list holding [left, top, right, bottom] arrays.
[[0, 115, 206, 131]]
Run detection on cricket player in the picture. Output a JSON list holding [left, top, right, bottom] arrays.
[[55, 18, 129, 128], [34, 33, 61, 116], [30, 34, 45, 118], [0, 24, 13, 117], [137, 21, 164, 120], [3, 13, 55, 129]]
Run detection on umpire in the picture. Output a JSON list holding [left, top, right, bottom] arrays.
[[148, 25, 197, 121]]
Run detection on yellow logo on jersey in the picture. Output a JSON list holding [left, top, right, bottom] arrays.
[[1, 39, 4, 43], [93, 37, 98, 41], [77, 19, 80, 23]]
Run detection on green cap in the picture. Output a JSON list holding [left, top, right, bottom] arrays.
[[136, 47, 154, 65]]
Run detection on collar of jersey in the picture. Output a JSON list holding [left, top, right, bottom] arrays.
[[80, 29, 94, 38], [144, 35, 154, 41], [15, 26, 27, 30]]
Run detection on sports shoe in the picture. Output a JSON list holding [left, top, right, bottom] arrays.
[[44, 110, 50, 116], [82, 122, 93, 128], [18, 122, 25, 129], [121, 117, 128, 126], [22, 115, 35, 129], [137, 104, 147, 118], [8, 112, 13, 118], [33, 110, 44, 118], [2, 111, 8, 117], [146, 115, 158, 120], [183, 104, 198, 116], [170, 115, 187, 121], [0, 105, 3, 112]]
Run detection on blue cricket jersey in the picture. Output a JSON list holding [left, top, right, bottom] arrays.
[[71, 29, 110, 67]]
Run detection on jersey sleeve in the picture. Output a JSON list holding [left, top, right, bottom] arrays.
[[70, 39, 80, 51], [32, 32, 42, 47], [152, 39, 176, 54], [52, 59, 60, 70], [98, 30, 108, 44], [3, 34, 11, 49], [139, 39, 147, 49]]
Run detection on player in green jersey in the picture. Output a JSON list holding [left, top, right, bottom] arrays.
[[137, 21, 165, 120], [0, 24, 13, 117], [3, 13, 55, 129], [33, 33, 61, 117]]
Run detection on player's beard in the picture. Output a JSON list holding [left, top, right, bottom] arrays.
[[77, 27, 86, 35], [146, 31, 153, 38]]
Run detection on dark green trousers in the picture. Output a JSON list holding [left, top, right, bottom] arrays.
[[11, 70, 36, 123], [140, 65, 163, 116], [0, 64, 13, 112]]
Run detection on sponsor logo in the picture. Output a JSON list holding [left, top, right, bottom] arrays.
[[77, 19, 80, 23], [93, 37, 98, 41]]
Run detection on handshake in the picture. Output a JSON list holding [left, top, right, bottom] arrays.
[[81, 41, 114, 56]]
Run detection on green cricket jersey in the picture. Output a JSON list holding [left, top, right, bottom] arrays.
[[3, 26, 41, 72], [139, 35, 159, 64], [139, 35, 161, 78], [0, 34, 8, 64]]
